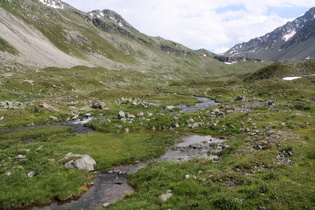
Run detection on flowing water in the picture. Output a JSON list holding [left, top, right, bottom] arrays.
[[12, 97, 221, 209], [34, 135, 225, 210]]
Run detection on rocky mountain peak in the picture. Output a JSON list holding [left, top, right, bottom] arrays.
[[88, 9, 128, 27], [38, 0, 66, 9], [224, 7, 315, 61]]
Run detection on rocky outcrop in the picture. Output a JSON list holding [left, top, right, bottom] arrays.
[[116, 97, 157, 107], [61, 153, 96, 171]]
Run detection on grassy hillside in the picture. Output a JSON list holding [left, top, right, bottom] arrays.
[[0, 0, 267, 79]]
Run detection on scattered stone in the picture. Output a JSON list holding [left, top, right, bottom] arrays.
[[98, 118, 110, 123], [118, 111, 125, 119], [165, 106, 176, 110], [92, 102, 107, 110], [137, 112, 144, 118], [15, 154, 27, 161], [61, 153, 96, 171], [171, 122, 180, 128], [40, 102, 59, 112], [159, 190, 172, 202], [27, 171, 36, 178], [36, 146, 43, 151], [235, 95, 245, 101], [85, 113, 92, 118], [116, 97, 157, 107], [19, 149, 31, 152], [309, 96, 315, 101], [49, 116, 58, 121], [114, 180, 123, 185], [5, 171, 12, 176], [102, 203, 110, 207], [184, 175, 190, 179]]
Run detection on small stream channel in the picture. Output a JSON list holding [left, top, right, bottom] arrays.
[[22, 97, 222, 209]]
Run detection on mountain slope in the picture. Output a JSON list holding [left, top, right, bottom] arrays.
[[224, 7, 315, 61], [0, 0, 269, 79]]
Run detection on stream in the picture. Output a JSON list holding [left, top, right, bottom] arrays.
[[26, 97, 221, 209]]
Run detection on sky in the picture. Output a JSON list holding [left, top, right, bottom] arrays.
[[61, 0, 313, 53]]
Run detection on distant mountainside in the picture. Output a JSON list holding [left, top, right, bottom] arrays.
[[224, 7, 315, 61], [2, 0, 261, 79]]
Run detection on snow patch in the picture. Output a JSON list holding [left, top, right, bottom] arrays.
[[38, 0, 64, 9], [283, 77, 301, 81], [224, 61, 237, 65], [282, 30, 296, 41]]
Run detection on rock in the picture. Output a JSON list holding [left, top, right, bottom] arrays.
[[5, 171, 12, 176], [165, 106, 176, 110], [235, 95, 245, 101], [49, 116, 58, 121], [184, 174, 190, 179], [126, 113, 135, 119], [62, 153, 96, 171], [189, 123, 200, 129], [118, 111, 125, 119], [159, 191, 172, 202], [137, 112, 145, 119], [309, 96, 315, 101], [114, 180, 123, 185], [92, 102, 107, 110], [99, 118, 111, 123], [102, 203, 110, 207], [15, 154, 27, 161], [85, 113, 92, 118], [40, 102, 59, 112], [27, 171, 36, 178], [19, 149, 31, 152], [125, 128, 130, 133]]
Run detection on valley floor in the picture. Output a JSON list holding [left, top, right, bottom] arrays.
[[0, 62, 315, 209]]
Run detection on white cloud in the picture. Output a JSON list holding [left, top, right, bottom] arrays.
[[62, 0, 313, 53]]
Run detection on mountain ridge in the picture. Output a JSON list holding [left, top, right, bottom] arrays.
[[224, 7, 315, 61]]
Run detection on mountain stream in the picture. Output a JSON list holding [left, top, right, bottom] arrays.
[[26, 97, 222, 209]]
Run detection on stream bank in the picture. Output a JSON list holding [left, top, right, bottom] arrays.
[[32, 97, 223, 209]]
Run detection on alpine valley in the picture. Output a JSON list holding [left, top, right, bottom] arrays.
[[0, 1, 314, 210]]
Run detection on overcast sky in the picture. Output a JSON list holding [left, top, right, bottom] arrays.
[[62, 0, 313, 53]]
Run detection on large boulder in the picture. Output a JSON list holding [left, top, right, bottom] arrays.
[[61, 153, 96, 171], [91, 102, 107, 110]]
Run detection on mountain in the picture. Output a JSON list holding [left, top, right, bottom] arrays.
[[1, 0, 264, 80], [224, 7, 315, 61]]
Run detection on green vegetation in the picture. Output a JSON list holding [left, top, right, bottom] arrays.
[[0, 129, 173, 208], [0, 36, 19, 55], [0, 3, 315, 205]]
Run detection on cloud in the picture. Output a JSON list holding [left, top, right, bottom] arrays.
[[62, 0, 313, 53]]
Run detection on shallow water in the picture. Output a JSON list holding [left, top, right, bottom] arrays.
[[177, 96, 219, 113], [157, 135, 224, 162], [9, 96, 222, 209], [34, 134, 225, 209]]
